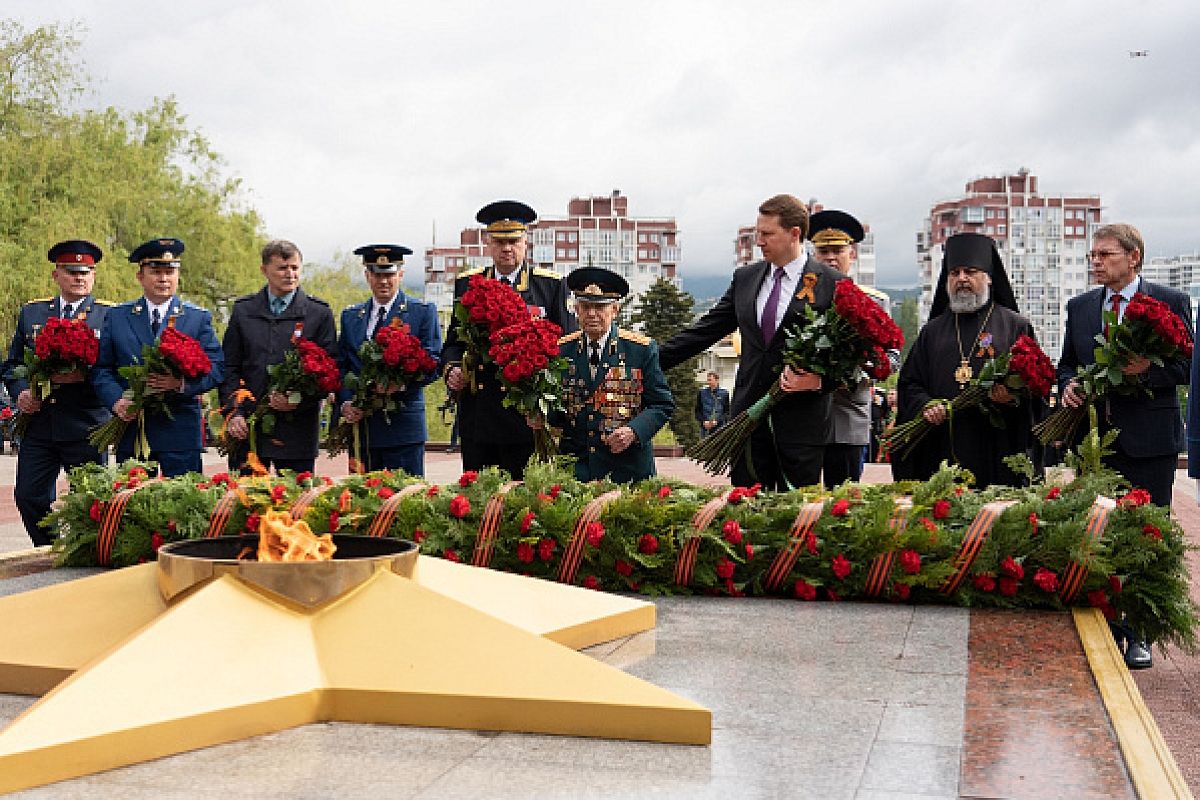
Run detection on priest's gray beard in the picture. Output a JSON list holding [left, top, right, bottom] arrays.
[[949, 284, 990, 314]]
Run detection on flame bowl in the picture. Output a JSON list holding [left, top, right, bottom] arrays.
[[156, 535, 419, 609]]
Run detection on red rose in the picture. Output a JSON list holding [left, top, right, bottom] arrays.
[[538, 538, 556, 561], [445, 549, 461, 563], [998, 577, 1019, 596], [1045, 486, 1061, 500], [615, 559, 634, 577], [830, 498, 851, 517], [831, 553, 852, 579], [585, 521, 606, 547], [899, 549, 921, 574], [1000, 556, 1024, 579], [413, 528, 426, 543], [1142, 524, 1162, 541], [449, 495, 471, 518], [1109, 575, 1123, 594], [329, 511, 339, 531], [89, 499, 103, 522], [1033, 567, 1058, 593], [582, 575, 600, 590], [972, 573, 996, 592], [893, 582, 911, 601], [150, 532, 164, 551], [516, 542, 535, 564], [722, 520, 743, 545], [657, 485, 672, 499], [378, 487, 395, 500], [520, 511, 536, 534], [932, 499, 951, 519], [715, 557, 735, 580], [459, 471, 479, 487], [793, 579, 817, 601], [638, 534, 659, 555]]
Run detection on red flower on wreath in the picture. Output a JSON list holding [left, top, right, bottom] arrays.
[[1109, 575, 1123, 594], [972, 573, 996, 592], [932, 499, 951, 520], [830, 499, 851, 517], [744, 543, 755, 559], [426, 485, 439, 497], [520, 511, 536, 534], [329, 511, 339, 531], [1142, 523, 1162, 541], [459, 471, 479, 487], [804, 529, 818, 556], [657, 485, 672, 499], [516, 542, 535, 564], [1118, 488, 1152, 509], [582, 575, 600, 590], [150, 532, 164, 551], [722, 520, 743, 545], [444, 549, 461, 562], [538, 538, 556, 561], [1045, 486, 1062, 500], [89, 499, 103, 522], [893, 582, 911, 601], [1000, 556, 1024, 580], [899, 549, 921, 574], [449, 495, 471, 519], [548, 484, 562, 500], [1028, 512, 1039, 532], [378, 487, 395, 500], [245, 512, 261, 532], [998, 577, 1020, 596], [715, 558, 735, 580], [413, 529, 426, 543], [1033, 567, 1058, 593], [831, 553, 852, 580], [638, 533, 659, 555], [295, 471, 313, 484], [793, 579, 817, 601], [270, 484, 286, 503], [615, 559, 634, 577], [585, 521, 606, 547]]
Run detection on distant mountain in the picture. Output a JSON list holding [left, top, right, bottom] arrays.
[[680, 274, 733, 301], [878, 286, 922, 302]]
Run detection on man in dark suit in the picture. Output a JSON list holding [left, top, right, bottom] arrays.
[[1059, 223, 1192, 670], [1059, 223, 1192, 507], [694, 371, 729, 438], [220, 240, 337, 475], [551, 267, 674, 482], [92, 238, 224, 477], [337, 244, 441, 476], [660, 194, 847, 490], [3, 240, 112, 545], [442, 200, 576, 475]]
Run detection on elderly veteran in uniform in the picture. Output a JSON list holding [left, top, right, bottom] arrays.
[[442, 200, 575, 475], [220, 239, 337, 476], [546, 267, 673, 483], [92, 238, 224, 477], [2, 240, 112, 545], [336, 244, 441, 476], [808, 209, 898, 486]]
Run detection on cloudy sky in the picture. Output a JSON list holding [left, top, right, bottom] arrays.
[[10, 1, 1200, 287]]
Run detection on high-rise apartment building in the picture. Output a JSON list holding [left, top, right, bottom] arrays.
[[423, 190, 680, 312], [917, 169, 1102, 361], [733, 201, 877, 287], [1143, 252, 1200, 319]]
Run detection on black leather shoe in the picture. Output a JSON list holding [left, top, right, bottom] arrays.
[[1125, 640, 1153, 670]]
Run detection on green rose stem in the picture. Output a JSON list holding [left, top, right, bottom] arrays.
[[687, 384, 783, 475]]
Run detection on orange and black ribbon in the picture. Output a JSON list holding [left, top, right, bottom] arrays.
[[96, 480, 159, 565], [863, 499, 912, 597], [1058, 496, 1115, 603], [558, 489, 623, 585], [471, 481, 521, 567], [939, 500, 1017, 595], [365, 483, 428, 538], [673, 493, 734, 587], [762, 501, 825, 592]]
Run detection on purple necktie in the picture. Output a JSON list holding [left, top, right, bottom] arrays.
[[760, 267, 786, 345]]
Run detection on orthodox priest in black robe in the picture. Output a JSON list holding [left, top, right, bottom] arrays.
[[893, 233, 1042, 488]]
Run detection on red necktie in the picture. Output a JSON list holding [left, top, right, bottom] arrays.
[[1104, 293, 1123, 337]]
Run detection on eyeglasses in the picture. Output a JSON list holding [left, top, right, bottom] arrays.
[[1087, 250, 1125, 261]]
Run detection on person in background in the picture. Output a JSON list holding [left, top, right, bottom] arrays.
[[694, 371, 729, 438]]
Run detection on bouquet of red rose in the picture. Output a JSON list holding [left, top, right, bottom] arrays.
[[488, 316, 568, 460], [1034, 292, 1193, 445], [219, 339, 341, 470], [881, 334, 1055, 460], [689, 281, 904, 477], [11, 317, 100, 438], [452, 274, 531, 392], [89, 326, 212, 458], [324, 321, 439, 462]]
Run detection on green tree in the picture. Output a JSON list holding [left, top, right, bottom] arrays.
[[0, 21, 264, 343], [895, 297, 919, 360], [630, 278, 701, 448], [302, 252, 369, 328]]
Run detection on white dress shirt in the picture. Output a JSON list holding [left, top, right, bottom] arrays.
[[755, 256, 805, 335]]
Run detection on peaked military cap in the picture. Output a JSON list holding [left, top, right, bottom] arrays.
[[48, 239, 103, 272], [354, 244, 412, 274], [477, 200, 537, 240], [567, 266, 628, 305], [129, 238, 185, 267], [808, 210, 865, 247]]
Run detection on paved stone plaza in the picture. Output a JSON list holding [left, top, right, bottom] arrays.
[[0, 451, 1195, 798]]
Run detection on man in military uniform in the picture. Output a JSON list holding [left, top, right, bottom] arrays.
[[2, 240, 112, 545], [92, 238, 224, 477], [549, 267, 673, 483], [337, 244, 441, 476], [442, 200, 575, 475], [220, 239, 337, 475]]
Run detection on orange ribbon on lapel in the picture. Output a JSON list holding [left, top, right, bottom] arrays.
[[795, 273, 817, 303]]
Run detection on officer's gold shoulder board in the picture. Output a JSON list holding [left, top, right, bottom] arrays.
[[459, 267, 485, 278], [532, 267, 561, 279], [618, 328, 650, 346], [93, 299, 115, 306], [28, 297, 53, 305], [558, 330, 582, 345]]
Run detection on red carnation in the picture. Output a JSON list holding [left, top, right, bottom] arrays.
[[378, 487, 395, 500], [329, 511, 339, 531], [270, 484, 286, 503], [638, 533, 659, 555], [582, 575, 600, 590], [445, 549, 461, 563], [150, 532, 164, 551], [1118, 488, 1152, 509], [1000, 556, 1024, 579], [426, 485, 439, 497], [830, 498, 851, 517], [657, 485, 672, 499], [585, 520, 606, 547], [715, 557, 735, 580], [459, 471, 479, 487], [548, 484, 562, 500], [615, 559, 634, 577], [1109, 575, 1123, 594], [793, 579, 817, 601], [722, 520, 743, 544], [1033, 567, 1058, 593], [516, 542, 535, 564], [998, 577, 1020, 596], [831, 553, 852, 579], [972, 573, 996, 592], [932, 499, 951, 519], [1142, 523, 1162, 541], [89, 499, 103, 522], [520, 511, 536, 534], [899, 549, 921, 574], [449, 494, 471, 519], [245, 512, 261, 532], [538, 538, 556, 561], [413, 528, 426, 543], [893, 582, 911, 601], [745, 543, 755, 559], [1045, 486, 1061, 500], [1028, 512, 1039, 532]]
